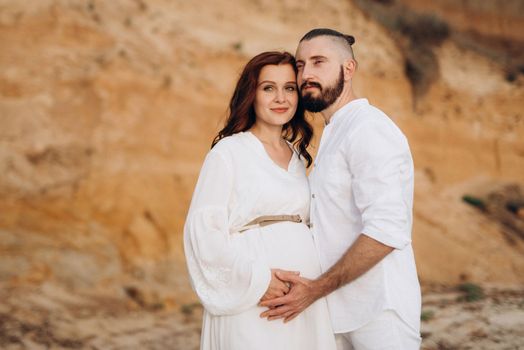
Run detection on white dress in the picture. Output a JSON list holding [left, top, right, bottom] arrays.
[[184, 131, 336, 350]]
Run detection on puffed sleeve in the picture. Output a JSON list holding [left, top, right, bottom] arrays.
[[183, 149, 271, 315], [346, 120, 414, 250]]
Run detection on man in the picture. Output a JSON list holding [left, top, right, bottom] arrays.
[[259, 28, 422, 350]]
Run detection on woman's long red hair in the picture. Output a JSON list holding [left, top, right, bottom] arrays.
[[211, 51, 313, 167]]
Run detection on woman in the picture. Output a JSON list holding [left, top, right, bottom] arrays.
[[184, 51, 336, 350]]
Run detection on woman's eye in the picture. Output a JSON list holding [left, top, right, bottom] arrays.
[[286, 86, 296, 91], [263, 85, 274, 91]]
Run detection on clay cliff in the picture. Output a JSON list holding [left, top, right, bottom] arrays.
[[1, 0, 523, 299]]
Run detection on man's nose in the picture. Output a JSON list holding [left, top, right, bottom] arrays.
[[299, 64, 314, 82]]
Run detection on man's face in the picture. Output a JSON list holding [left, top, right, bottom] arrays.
[[295, 36, 345, 112]]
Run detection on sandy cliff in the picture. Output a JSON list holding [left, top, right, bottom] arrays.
[[1, 0, 523, 295]]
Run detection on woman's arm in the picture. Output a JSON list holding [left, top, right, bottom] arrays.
[[184, 150, 272, 315]]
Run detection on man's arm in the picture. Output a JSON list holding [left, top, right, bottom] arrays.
[[316, 234, 393, 295], [259, 234, 393, 321]]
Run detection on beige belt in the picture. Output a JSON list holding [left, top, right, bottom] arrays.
[[237, 214, 303, 233]]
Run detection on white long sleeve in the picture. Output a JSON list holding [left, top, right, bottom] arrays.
[[183, 149, 271, 316], [347, 119, 413, 250]]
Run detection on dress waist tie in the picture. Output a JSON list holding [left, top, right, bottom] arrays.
[[236, 214, 304, 233]]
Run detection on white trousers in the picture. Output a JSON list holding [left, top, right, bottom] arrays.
[[335, 310, 421, 350]]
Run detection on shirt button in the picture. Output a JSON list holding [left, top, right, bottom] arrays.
[[311, 194, 316, 199], [309, 223, 314, 228]]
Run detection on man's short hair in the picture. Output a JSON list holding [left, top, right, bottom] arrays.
[[300, 28, 355, 59]]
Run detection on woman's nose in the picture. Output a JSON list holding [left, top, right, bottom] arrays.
[[274, 89, 286, 103]]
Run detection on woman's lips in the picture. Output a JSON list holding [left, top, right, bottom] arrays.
[[271, 108, 289, 113]]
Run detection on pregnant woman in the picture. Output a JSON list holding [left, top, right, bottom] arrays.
[[184, 51, 336, 350]]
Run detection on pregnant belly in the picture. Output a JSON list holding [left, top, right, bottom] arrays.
[[231, 222, 321, 279]]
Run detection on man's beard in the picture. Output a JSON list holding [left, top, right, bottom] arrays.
[[301, 67, 345, 113]]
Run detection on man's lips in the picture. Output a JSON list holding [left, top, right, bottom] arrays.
[[301, 82, 321, 90], [271, 107, 289, 113]]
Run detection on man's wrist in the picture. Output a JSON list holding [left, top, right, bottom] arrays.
[[312, 276, 331, 299]]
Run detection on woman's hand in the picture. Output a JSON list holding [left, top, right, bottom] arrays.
[[259, 272, 320, 322], [259, 269, 299, 302]]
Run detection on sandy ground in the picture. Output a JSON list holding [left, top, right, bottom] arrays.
[[420, 285, 524, 350], [0, 283, 202, 350], [1, 283, 523, 350]]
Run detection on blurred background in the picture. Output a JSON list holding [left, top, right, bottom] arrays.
[[1, 0, 523, 349]]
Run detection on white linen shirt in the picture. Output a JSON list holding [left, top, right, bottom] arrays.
[[309, 98, 421, 333]]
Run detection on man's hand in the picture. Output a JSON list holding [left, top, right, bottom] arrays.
[[259, 269, 299, 302], [258, 271, 321, 322]]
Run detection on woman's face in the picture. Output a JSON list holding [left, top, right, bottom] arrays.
[[254, 64, 298, 129]]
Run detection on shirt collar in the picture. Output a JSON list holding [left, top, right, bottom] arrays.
[[326, 98, 369, 127]]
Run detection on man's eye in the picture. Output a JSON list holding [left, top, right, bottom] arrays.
[[314, 60, 323, 65]]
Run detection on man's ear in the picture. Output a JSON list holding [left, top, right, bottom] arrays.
[[343, 59, 357, 81]]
